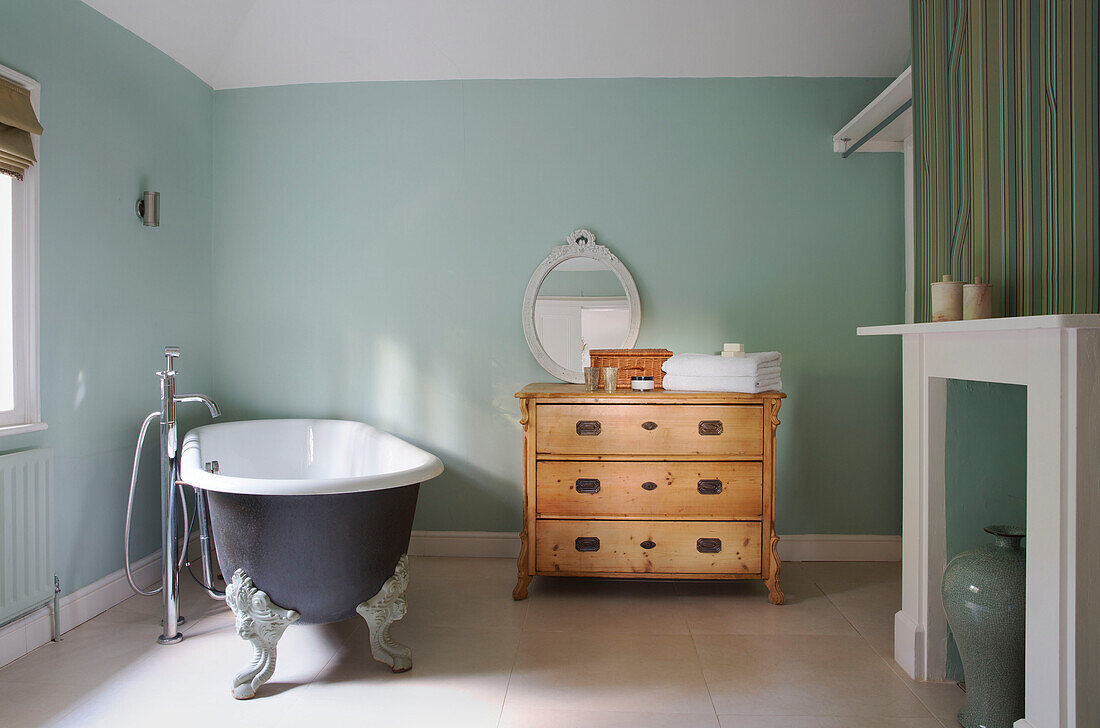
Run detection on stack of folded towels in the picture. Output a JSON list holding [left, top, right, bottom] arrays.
[[662, 351, 782, 393]]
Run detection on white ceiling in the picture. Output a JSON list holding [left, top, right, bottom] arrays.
[[81, 0, 910, 90]]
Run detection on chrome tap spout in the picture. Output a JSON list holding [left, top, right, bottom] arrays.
[[175, 393, 221, 419]]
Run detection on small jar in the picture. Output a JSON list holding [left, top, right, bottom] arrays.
[[631, 376, 655, 391], [931, 274, 963, 321], [963, 276, 993, 320]]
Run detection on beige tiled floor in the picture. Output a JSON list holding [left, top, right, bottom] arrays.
[[0, 558, 964, 727]]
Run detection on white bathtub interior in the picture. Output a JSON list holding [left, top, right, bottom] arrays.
[[181, 419, 444, 495]]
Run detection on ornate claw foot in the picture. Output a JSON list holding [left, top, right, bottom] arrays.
[[356, 554, 413, 673], [225, 569, 300, 699]]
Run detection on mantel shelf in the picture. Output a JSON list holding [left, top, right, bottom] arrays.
[[856, 314, 1100, 336]]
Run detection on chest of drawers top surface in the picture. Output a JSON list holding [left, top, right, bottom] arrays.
[[516, 383, 785, 403]]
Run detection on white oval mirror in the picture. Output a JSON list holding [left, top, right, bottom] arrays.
[[522, 229, 641, 383]]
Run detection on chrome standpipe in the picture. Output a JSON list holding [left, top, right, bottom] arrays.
[[157, 347, 182, 644], [154, 346, 220, 645]]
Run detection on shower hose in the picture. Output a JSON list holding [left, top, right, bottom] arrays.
[[123, 411, 198, 597]]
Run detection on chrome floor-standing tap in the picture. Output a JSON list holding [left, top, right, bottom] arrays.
[[124, 347, 221, 644]]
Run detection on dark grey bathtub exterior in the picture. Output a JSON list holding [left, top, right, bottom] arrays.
[[205, 483, 420, 624]]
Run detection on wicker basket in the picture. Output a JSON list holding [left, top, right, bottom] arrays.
[[588, 349, 674, 389]]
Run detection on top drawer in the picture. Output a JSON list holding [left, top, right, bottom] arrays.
[[536, 404, 762, 456]]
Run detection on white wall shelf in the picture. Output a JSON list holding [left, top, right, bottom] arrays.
[[836, 65, 915, 321], [833, 65, 912, 155]]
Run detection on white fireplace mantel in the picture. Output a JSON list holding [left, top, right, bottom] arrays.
[[858, 314, 1100, 728]]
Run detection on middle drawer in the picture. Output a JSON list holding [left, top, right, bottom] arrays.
[[536, 461, 763, 518]]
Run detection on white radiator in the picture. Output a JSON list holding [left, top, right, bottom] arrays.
[[0, 448, 54, 625]]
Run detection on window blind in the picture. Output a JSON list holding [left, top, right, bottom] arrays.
[[0, 76, 43, 181]]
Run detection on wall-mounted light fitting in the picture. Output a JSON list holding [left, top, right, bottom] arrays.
[[136, 191, 160, 227]]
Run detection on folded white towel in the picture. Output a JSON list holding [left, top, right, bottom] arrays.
[[663, 352, 782, 378], [663, 373, 782, 393], [750, 363, 782, 379]]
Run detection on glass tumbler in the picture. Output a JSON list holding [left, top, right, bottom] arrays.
[[602, 367, 618, 392], [583, 367, 600, 391]]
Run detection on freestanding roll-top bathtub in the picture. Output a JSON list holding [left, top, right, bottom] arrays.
[[180, 419, 443, 699]]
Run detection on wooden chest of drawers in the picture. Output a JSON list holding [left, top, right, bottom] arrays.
[[513, 384, 785, 604]]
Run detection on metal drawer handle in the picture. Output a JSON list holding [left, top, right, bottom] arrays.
[[575, 478, 601, 494], [576, 420, 602, 436], [574, 536, 601, 552], [696, 538, 722, 553], [640, 540, 656, 549], [697, 479, 723, 495], [641, 421, 658, 430], [698, 420, 724, 436], [641, 481, 658, 491]]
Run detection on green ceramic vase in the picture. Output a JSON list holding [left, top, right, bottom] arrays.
[[941, 525, 1026, 728]]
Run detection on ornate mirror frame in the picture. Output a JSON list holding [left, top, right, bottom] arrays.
[[522, 229, 641, 383]]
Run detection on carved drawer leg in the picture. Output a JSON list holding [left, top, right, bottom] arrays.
[[356, 554, 413, 673], [513, 527, 531, 600], [225, 569, 300, 700], [766, 535, 785, 605], [513, 574, 532, 601]]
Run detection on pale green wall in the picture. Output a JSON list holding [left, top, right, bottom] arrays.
[[212, 78, 905, 535], [0, 0, 214, 595]]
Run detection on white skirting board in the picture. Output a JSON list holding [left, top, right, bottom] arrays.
[[408, 531, 901, 562]]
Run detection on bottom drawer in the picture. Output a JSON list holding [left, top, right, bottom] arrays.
[[535, 519, 761, 576]]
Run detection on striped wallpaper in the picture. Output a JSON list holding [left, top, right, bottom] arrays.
[[912, 0, 1098, 320]]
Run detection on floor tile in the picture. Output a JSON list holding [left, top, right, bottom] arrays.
[[0, 680, 92, 728], [507, 631, 714, 715], [801, 562, 901, 658], [717, 717, 943, 728], [400, 560, 528, 637], [675, 569, 857, 637], [47, 681, 359, 727], [697, 634, 931, 718], [0, 619, 155, 686], [524, 577, 689, 634], [885, 661, 967, 726], [306, 624, 518, 724], [43, 618, 352, 726], [501, 706, 721, 728]]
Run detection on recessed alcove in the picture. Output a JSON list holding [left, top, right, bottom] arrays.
[[943, 380, 1027, 681]]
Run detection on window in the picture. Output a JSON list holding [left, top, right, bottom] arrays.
[[0, 64, 42, 434]]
